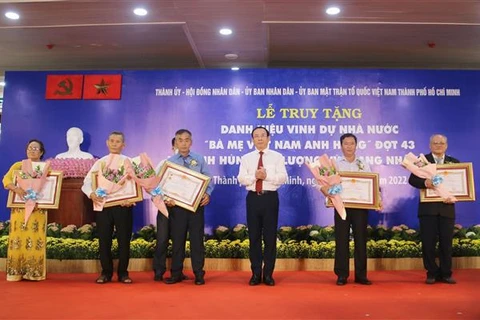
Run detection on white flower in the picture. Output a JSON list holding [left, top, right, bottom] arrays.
[[465, 231, 476, 238], [216, 226, 229, 232], [399, 224, 409, 230], [61, 224, 77, 233], [324, 226, 334, 232], [405, 229, 416, 234], [280, 226, 292, 232], [309, 230, 319, 236], [233, 224, 246, 232], [454, 224, 463, 229], [392, 226, 402, 232], [78, 224, 93, 233], [377, 224, 387, 230]]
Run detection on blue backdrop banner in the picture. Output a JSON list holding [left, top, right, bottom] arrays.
[[0, 69, 478, 232]]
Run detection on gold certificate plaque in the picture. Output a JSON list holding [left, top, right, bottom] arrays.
[[327, 172, 381, 210], [7, 170, 64, 209], [157, 161, 211, 212], [421, 162, 475, 202]]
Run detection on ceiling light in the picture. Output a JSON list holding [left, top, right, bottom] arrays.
[[225, 53, 238, 60], [133, 8, 148, 16], [0, 81, 5, 86], [5, 12, 20, 20], [231, 67, 240, 71], [326, 7, 341, 15], [219, 28, 233, 35]]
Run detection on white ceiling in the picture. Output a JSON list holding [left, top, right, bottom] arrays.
[[0, 0, 479, 77]]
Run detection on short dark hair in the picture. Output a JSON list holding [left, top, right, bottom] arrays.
[[251, 126, 270, 138], [109, 131, 125, 142], [340, 133, 357, 144], [26, 139, 46, 160], [175, 129, 192, 137], [171, 137, 176, 147]]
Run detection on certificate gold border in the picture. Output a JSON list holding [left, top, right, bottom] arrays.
[[420, 162, 475, 202], [91, 172, 143, 208], [157, 161, 211, 212], [7, 170, 64, 209], [327, 172, 381, 210]]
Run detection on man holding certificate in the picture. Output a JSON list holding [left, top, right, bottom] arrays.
[[408, 134, 459, 285], [153, 137, 188, 282], [321, 133, 373, 286], [238, 127, 288, 286], [164, 129, 214, 286], [82, 131, 136, 284]]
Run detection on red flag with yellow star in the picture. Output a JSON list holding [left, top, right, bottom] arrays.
[[45, 75, 84, 99], [83, 74, 122, 100]]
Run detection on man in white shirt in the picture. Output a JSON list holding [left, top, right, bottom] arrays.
[[237, 127, 288, 286], [81, 131, 134, 284], [322, 133, 373, 286]]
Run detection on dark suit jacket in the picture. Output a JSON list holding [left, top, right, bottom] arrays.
[[408, 153, 460, 218]]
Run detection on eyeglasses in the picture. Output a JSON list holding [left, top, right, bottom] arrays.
[[27, 147, 41, 151], [253, 134, 268, 139], [431, 142, 446, 146]]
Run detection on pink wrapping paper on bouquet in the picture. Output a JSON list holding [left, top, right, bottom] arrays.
[[401, 152, 457, 202], [305, 154, 347, 220], [126, 153, 169, 217], [14, 159, 50, 224], [94, 154, 130, 211]]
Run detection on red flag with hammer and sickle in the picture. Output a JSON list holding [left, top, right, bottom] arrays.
[[45, 75, 84, 99]]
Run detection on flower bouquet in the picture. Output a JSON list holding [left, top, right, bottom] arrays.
[[94, 154, 130, 211], [401, 152, 456, 202], [305, 154, 346, 220], [127, 153, 168, 217], [14, 159, 51, 223]]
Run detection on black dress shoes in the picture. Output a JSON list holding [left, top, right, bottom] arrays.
[[425, 277, 436, 284], [249, 274, 261, 286], [439, 277, 456, 284], [164, 277, 183, 284], [263, 276, 275, 286], [194, 275, 205, 285], [354, 278, 372, 285], [156, 273, 188, 282], [336, 277, 347, 286]]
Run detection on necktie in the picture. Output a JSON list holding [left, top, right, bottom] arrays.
[[183, 157, 190, 168], [435, 157, 443, 164], [255, 151, 264, 193]]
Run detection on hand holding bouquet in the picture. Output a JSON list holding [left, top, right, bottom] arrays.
[[127, 153, 168, 217], [14, 159, 50, 223], [94, 154, 129, 211], [401, 152, 456, 202], [306, 154, 346, 220]]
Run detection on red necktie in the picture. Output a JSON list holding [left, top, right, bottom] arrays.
[[255, 151, 264, 193]]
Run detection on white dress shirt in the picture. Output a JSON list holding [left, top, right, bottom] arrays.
[[237, 148, 288, 191], [336, 156, 371, 173]]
